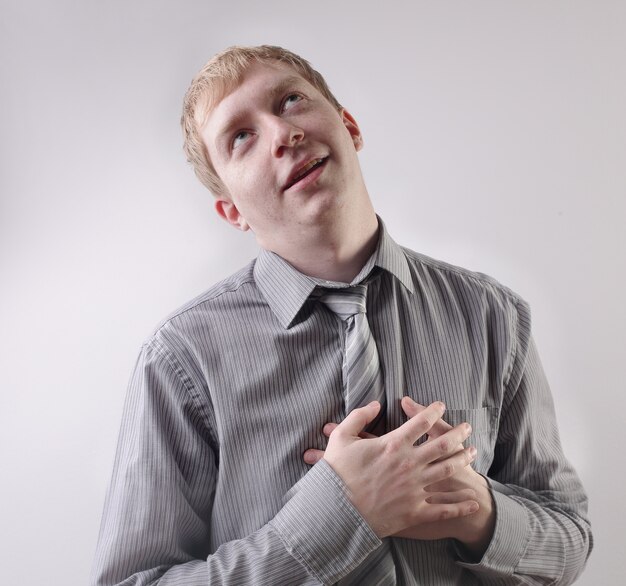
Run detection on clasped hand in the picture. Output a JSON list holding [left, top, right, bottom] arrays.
[[303, 399, 480, 539]]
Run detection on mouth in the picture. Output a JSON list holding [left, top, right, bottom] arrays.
[[284, 157, 328, 191]]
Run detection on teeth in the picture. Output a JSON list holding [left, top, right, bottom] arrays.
[[294, 158, 323, 182]]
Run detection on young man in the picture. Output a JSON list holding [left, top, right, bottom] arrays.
[[91, 46, 592, 585]]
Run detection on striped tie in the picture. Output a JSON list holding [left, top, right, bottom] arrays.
[[317, 284, 385, 432], [318, 282, 396, 585]]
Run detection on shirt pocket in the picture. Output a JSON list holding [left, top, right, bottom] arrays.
[[442, 407, 499, 474]]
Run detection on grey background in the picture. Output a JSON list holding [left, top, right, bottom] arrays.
[[1, 1, 624, 584]]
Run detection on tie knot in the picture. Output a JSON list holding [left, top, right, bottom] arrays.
[[317, 284, 368, 321]]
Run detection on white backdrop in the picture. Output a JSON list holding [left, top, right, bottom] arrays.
[[1, 1, 624, 584]]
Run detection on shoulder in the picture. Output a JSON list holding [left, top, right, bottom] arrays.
[[144, 259, 258, 349], [401, 246, 525, 303], [399, 247, 533, 380], [400, 246, 531, 322]]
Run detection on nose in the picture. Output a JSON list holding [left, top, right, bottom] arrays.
[[269, 116, 304, 157]]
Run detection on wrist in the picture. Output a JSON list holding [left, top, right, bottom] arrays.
[[455, 477, 495, 558]]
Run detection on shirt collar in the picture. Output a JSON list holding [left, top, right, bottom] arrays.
[[373, 217, 414, 295], [254, 216, 414, 329]]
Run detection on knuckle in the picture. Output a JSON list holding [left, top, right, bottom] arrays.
[[398, 456, 413, 474], [437, 437, 450, 454], [423, 413, 437, 428], [443, 461, 455, 476], [384, 437, 401, 454], [439, 507, 451, 521]]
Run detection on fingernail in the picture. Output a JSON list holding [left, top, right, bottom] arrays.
[[303, 451, 316, 464], [469, 446, 477, 460], [469, 502, 479, 513], [437, 401, 446, 412], [404, 396, 416, 406]]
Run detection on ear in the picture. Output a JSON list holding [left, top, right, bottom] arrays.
[[341, 109, 363, 152], [214, 198, 250, 232]]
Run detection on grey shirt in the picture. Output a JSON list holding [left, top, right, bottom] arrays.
[[91, 219, 592, 585]]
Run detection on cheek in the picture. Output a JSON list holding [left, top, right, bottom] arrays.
[[222, 165, 255, 200], [233, 148, 272, 186], [224, 170, 270, 220]]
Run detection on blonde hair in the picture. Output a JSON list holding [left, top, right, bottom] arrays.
[[181, 45, 342, 197]]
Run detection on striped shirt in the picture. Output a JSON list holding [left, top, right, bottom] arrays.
[[91, 219, 592, 585]]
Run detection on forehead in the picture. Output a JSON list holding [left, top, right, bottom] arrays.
[[200, 62, 314, 152], [199, 61, 306, 119], [220, 61, 308, 112]]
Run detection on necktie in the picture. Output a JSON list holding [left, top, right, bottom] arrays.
[[317, 281, 396, 585], [317, 283, 385, 432]]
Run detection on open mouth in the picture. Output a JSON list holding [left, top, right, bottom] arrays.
[[285, 157, 328, 190]]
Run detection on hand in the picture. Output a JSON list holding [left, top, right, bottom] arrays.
[[305, 400, 479, 538], [398, 397, 496, 557]]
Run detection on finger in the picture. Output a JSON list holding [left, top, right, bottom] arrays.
[[333, 401, 381, 440], [426, 467, 486, 493], [389, 401, 446, 444], [359, 431, 378, 439], [401, 395, 426, 418], [417, 423, 472, 463], [303, 448, 324, 465], [422, 446, 477, 485], [323, 422, 377, 440], [401, 396, 453, 438], [322, 423, 338, 436], [425, 489, 477, 505], [419, 500, 479, 524]]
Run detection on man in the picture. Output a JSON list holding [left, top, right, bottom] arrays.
[[91, 45, 592, 585]]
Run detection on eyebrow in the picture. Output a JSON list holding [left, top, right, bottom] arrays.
[[215, 75, 307, 151], [270, 75, 307, 101]]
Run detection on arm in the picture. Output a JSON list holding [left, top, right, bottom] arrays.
[[460, 322, 593, 584], [400, 302, 593, 584], [90, 338, 383, 586], [304, 300, 593, 584]]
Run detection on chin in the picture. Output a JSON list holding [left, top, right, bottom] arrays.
[[298, 193, 343, 224]]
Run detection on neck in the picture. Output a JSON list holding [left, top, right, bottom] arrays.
[[264, 207, 379, 283]]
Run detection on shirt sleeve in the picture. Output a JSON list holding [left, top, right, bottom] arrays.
[[90, 337, 381, 586], [456, 298, 593, 584]]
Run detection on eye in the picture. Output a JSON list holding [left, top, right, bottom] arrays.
[[232, 130, 250, 150], [282, 93, 303, 112]]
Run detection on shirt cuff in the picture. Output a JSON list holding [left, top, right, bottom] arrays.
[[269, 459, 382, 584], [454, 478, 530, 577]]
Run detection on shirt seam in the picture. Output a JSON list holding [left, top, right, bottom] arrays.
[[150, 275, 256, 338], [146, 336, 215, 439], [270, 460, 380, 584], [507, 496, 542, 579], [401, 247, 524, 306], [502, 296, 521, 390], [266, 525, 324, 584]]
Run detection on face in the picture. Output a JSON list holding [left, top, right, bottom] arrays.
[[200, 61, 365, 249]]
